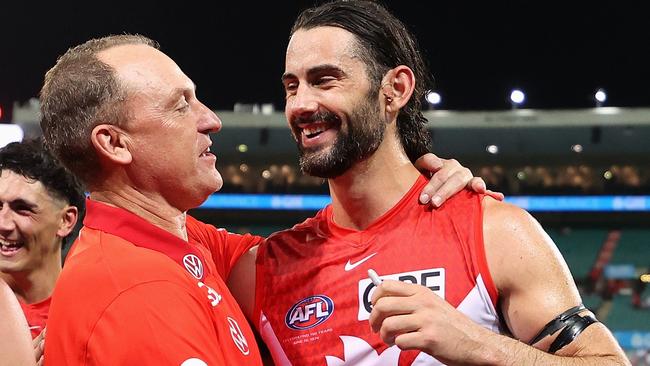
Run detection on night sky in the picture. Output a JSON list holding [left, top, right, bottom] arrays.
[[2, 1, 649, 114]]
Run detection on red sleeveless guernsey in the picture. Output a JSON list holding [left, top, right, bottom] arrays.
[[255, 175, 502, 365]]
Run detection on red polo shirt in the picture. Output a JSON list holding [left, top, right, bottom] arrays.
[[45, 199, 264, 365]]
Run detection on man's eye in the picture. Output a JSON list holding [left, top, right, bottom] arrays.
[[14, 206, 34, 215], [314, 77, 335, 86], [285, 82, 298, 92]]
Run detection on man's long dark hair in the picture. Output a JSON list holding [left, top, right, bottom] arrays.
[[291, 0, 432, 162]]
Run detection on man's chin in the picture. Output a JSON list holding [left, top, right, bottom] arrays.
[[300, 157, 350, 179], [200, 179, 222, 197], [178, 179, 222, 211], [205, 171, 223, 192], [212, 179, 224, 193], [0, 262, 24, 273]]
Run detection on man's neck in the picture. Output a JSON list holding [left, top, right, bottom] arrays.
[[328, 140, 420, 231], [90, 186, 188, 241], [4, 259, 62, 304]]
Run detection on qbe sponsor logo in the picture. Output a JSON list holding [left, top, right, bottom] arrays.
[[357, 268, 445, 320], [285, 295, 334, 330]]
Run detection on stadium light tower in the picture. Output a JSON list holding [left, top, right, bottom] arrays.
[[594, 88, 607, 107], [510, 89, 525, 109]]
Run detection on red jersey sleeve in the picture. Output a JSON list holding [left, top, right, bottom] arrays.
[[84, 281, 221, 365], [186, 216, 265, 280]]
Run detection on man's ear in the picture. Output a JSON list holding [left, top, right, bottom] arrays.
[[90, 124, 133, 165], [381, 65, 415, 113], [56, 205, 78, 239]]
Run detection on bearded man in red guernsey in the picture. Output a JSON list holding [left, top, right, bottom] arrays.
[[228, 1, 628, 365]]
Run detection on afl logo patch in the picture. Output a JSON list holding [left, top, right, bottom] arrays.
[[285, 295, 334, 330], [183, 254, 204, 280]]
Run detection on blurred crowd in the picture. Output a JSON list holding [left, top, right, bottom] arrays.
[[219, 162, 649, 195]]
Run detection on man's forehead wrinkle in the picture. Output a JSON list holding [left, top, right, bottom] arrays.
[[287, 52, 359, 78], [114, 68, 192, 112]]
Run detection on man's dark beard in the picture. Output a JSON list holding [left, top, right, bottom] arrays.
[[297, 95, 385, 178]]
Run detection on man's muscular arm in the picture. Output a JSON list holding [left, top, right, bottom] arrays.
[[478, 198, 627, 364], [227, 245, 258, 321], [369, 198, 628, 365], [0, 281, 35, 366]]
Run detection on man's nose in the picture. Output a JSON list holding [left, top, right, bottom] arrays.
[[0, 206, 16, 233], [197, 102, 222, 134], [286, 85, 319, 121]]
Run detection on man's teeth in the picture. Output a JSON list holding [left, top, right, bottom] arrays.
[[0, 240, 22, 250], [303, 125, 327, 136]]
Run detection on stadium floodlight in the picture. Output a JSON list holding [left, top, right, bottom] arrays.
[[486, 144, 499, 154], [510, 89, 525, 108], [603, 170, 613, 180], [594, 88, 607, 107], [425, 91, 441, 106], [571, 144, 583, 153], [641, 274, 650, 283]]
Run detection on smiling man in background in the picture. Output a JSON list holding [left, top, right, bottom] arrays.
[[0, 140, 83, 339]]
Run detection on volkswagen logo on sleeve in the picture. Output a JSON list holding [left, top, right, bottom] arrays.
[[227, 317, 250, 355], [285, 295, 334, 330], [183, 254, 204, 280]]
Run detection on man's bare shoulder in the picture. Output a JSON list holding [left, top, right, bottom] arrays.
[[481, 197, 571, 293], [481, 196, 555, 254]]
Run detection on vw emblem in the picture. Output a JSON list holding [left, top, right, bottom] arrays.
[[183, 254, 204, 280], [227, 317, 250, 355]]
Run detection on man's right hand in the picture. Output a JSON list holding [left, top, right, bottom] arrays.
[[33, 327, 45, 366]]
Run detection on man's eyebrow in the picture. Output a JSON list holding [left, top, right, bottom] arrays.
[[6, 198, 39, 210], [306, 64, 347, 77], [281, 64, 347, 83], [281, 72, 295, 83]]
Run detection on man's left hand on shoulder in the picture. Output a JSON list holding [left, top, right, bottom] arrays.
[[415, 153, 504, 207]]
